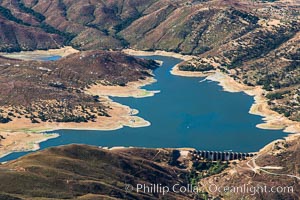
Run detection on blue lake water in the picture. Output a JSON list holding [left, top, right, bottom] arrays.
[[38, 55, 61, 61], [0, 55, 287, 162]]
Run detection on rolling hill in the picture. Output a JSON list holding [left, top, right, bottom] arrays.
[[0, 0, 299, 121]]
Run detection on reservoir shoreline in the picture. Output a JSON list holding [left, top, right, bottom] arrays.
[[1, 47, 299, 160]]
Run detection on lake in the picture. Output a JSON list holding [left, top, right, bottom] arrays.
[[0, 55, 287, 162]]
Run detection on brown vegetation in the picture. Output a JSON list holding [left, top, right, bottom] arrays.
[[0, 51, 158, 124]]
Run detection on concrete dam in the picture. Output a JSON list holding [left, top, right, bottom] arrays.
[[189, 150, 256, 161]]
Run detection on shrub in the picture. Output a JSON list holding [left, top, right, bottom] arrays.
[[266, 91, 288, 100], [16, 1, 46, 22], [0, 115, 11, 123]]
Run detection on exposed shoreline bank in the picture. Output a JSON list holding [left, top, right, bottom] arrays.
[[0, 132, 59, 160], [86, 77, 159, 98], [122, 49, 196, 61], [0, 46, 79, 60], [206, 73, 300, 133]]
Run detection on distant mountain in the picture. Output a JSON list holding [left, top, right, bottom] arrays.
[[0, 0, 298, 52]]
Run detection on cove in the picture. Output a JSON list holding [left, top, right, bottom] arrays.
[[0, 55, 287, 162]]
